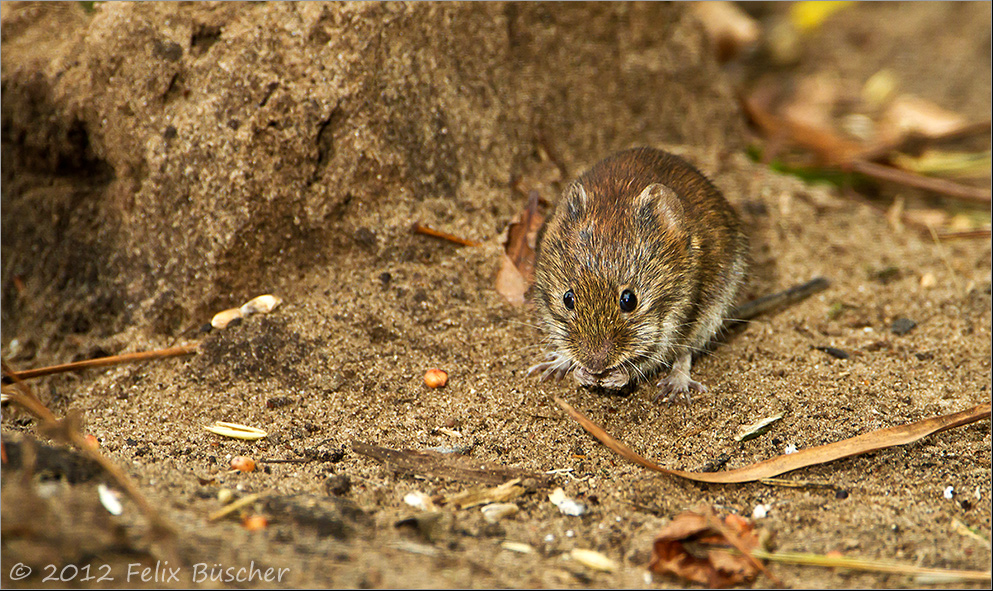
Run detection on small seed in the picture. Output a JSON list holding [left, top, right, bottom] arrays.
[[242, 515, 268, 531], [211, 308, 244, 329], [424, 369, 448, 388], [240, 294, 282, 315], [231, 456, 256, 472]]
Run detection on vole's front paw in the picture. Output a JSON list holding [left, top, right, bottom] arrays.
[[527, 352, 575, 382], [654, 374, 707, 405]]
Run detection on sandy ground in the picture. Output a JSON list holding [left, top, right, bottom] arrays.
[[2, 2, 990, 588]]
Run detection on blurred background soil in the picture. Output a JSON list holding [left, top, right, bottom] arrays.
[[2, 2, 990, 588]]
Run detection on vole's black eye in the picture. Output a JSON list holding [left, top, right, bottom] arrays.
[[563, 290, 575, 310], [619, 289, 637, 312]]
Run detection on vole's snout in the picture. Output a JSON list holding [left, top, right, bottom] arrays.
[[579, 340, 615, 374]]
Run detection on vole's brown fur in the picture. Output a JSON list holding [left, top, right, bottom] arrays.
[[529, 147, 747, 402]]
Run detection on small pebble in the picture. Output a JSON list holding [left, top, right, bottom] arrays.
[[404, 491, 436, 511], [891, 317, 917, 336], [324, 474, 351, 496], [549, 488, 587, 517], [752, 504, 771, 519], [943, 486, 954, 500], [814, 346, 849, 360]]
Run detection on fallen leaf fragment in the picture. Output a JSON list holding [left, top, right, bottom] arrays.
[[692, 1, 759, 62], [880, 95, 967, 141], [649, 510, 763, 587], [735, 414, 784, 442], [555, 396, 990, 484], [497, 191, 544, 304], [204, 421, 267, 441], [790, 0, 853, 32], [495, 255, 530, 306]]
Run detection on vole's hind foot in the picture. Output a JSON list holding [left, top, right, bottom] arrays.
[[527, 352, 575, 381], [653, 353, 706, 406]]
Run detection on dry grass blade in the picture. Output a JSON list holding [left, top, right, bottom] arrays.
[[207, 493, 261, 522], [749, 549, 991, 583], [4, 343, 199, 382], [412, 223, 481, 247], [849, 159, 991, 204], [554, 396, 990, 483]]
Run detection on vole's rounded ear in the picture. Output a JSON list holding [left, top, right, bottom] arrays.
[[564, 181, 589, 222], [635, 182, 687, 236]]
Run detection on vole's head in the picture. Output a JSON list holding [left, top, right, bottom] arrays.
[[532, 179, 696, 388]]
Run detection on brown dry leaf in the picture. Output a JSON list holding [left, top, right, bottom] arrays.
[[691, 1, 760, 63], [878, 95, 967, 143], [649, 510, 762, 587], [555, 396, 990, 483], [495, 255, 530, 306], [496, 191, 544, 304]]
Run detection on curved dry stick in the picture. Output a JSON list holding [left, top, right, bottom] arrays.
[[3, 343, 199, 382], [554, 396, 990, 483]]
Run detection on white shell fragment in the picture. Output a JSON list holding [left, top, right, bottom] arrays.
[[211, 294, 283, 329], [240, 294, 282, 315], [481, 502, 519, 523], [98, 483, 124, 516], [752, 503, 771, 519], [570, 548, 618, 572], [403, 491, 437, 512], [943, 486, 955, 500], [549, 487, 587, 517], [204, 421, 267, 441], [211, 308, 244, 329]]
